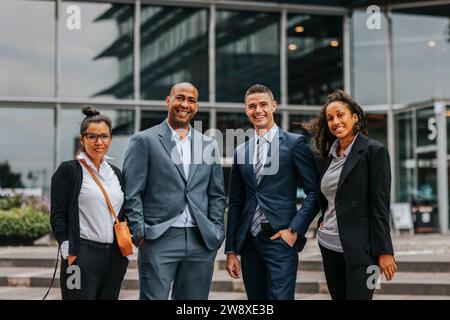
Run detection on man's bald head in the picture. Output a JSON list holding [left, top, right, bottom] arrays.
[[169, 82, 198, 97]]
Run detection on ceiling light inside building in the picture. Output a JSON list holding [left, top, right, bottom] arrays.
[[427, 40, 437, 48], [288, 44, 298, 51], [330, 40, 339, 47], [295, 26, 304, 33]]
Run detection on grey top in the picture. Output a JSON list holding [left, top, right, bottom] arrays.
[[317, 134, 358, 253]]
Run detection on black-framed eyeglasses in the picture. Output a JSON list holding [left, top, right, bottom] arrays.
[[83, 132, 112, 143]]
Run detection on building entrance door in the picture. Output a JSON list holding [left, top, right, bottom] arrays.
[[394, 102, 448, 233]]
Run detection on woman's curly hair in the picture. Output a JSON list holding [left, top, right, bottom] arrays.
[[303, 89, 368, 159]]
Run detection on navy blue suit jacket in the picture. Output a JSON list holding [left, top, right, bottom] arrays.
[[225, 128, 320, 254]]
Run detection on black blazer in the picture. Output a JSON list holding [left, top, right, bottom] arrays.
[[50, 160, 126, 256], [318, 134, 394, 267]]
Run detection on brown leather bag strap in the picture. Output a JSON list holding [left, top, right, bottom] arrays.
[[78, 159, 120, 225]]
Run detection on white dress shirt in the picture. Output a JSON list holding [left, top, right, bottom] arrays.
[[167, 120, 197, 228], [60, 152, 128, 260], [77, 152, 124, 243]]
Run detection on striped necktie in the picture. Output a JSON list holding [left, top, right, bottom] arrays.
[[250, 137, 266, 236]]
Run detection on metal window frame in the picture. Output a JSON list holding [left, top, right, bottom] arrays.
[[435, 101, 449, 233], [388, 0, 450, 10], [3, 0, 351, 196], [385, 7, 396, 203]]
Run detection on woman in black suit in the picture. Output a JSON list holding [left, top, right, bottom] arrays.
[[50, 106, 129, 299], [307, 89, 397, 300]]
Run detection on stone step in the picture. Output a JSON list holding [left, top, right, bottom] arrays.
[[0, 287, 248, 300], [2, 267, 450, 296], [1, 286, 449, 300], [2, 256, 450, 274]]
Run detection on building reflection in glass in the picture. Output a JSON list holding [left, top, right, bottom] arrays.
[[287, 14, 343, 105], [140, 6, 209, 101], [0, 108, 54, 194], [351, 10, 388, 106], [393, 5, 450, 104], [0, 0, 55, 97], [216, 10, 280, 103], [61, 2, 134, 99]]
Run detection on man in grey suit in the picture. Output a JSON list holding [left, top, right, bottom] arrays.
[[123, 82, 226, 300]]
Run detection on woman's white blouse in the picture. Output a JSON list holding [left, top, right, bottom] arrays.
[[77, 152, 124, 244]]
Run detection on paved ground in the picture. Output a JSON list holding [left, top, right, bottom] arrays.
[[0, 233, 449, 300], [2, 287, 450, 300], [2, 233, 449, 260]]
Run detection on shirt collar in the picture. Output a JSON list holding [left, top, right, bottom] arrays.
[[76, 152, 113, 170], [255, 124, 278, 144], [329, 133, 359, 158], [166, 119, 192, 142]]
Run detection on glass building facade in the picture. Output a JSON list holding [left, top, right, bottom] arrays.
[[0, 0, 449, 232]]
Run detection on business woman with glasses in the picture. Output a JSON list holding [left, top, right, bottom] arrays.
[[50, 106, 129, 300]]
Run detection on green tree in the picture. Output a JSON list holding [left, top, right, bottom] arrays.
[[0, 162, 24, 188]]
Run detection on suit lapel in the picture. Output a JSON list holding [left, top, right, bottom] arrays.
[[158, 121, 187, 182], [336, 134, 367, 195], [245, 137, 257, 188], [187, 129, 201, 185]]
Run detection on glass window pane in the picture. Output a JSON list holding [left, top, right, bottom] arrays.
[[0, 0, 55, 97], [0, 108, 54, 195], [395, 111, 414, 202], [416, 107, 436, 147], [59, 109, 134, 169], [287, 14, 343, 105], [288, 113, 316, 146], [216, 10, 280, 103], [367, 113, 387, 146], [60, 2, 134, 99], [140, 6, 209, 101], [288, 113, 315, 134], [351, 10, 387, 106], [393, 8, 450, 104]]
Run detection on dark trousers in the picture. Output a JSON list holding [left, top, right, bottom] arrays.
[[319, 244, 375, 300], [241, 224, 299, 300], [60, 238, 129, 300]]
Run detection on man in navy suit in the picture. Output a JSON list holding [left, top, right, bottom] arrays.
[[225, 84, 320, 300]]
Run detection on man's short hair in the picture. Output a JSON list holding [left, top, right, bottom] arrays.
[[244, 84, 275, 102]]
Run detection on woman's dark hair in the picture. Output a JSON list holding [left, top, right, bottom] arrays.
[[302, 89, 368, 159], [80, 105, 112, 135], [78, 105, 112, 155]]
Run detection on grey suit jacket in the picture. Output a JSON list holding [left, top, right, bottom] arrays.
[[122, 120, 226, 251]]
